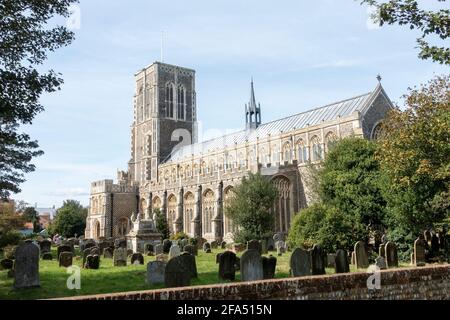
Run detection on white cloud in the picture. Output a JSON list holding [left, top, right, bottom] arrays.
[[309, 59, 364, 69], [45, 188, 90, 198]]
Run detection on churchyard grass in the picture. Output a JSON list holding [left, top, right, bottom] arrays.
[[0, 247, 405, 300]]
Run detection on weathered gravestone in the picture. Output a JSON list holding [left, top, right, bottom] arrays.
[[90, 246, 100, 256], [183, 244, 197, 256], [385, 241, 398, 268], [351, 251, 356, 265], [103, 247, 113, 259], [147, 261, 165, 285], [154, 244, 164, 255], [247, 239, 262, 254], [163, 239, 172, 254], [39, 239, 51, 254], [240, 249, 263, 282], [260, 240, 268, 255], [145, 243, 154, 256], [164, 255, 191, 288], [83, 241, 96, 252], [203, 242, 211, 252], [82, 248, 92, 267], [310, 244, 326, 275], [180, 252, 198, 278], [267, 238, 275, 251], [216, 252, 223, 264], [113, 247, 127, 267], [262, 255, 277, 279], [14, 241, 40, 289], [85, 255, 100, 269], [276, 241, 286, 256], [334, 249, 350, 274], [431, 234, 440, 256], [414, 237, 426, 266], [221, 241, 227, 249], [179, 239, 188, 251], [42, 252, 52, 260], [0, 259, 14, 270], [59, 252, 73, 267], [290, 248, 311, 277], [114, 238, 127, 249], [354, 241, 369, 269], [218, 251, 237, 281], [326, 254, 336, 268], [57, 245, 72, 260], [375, 256, 387, 270], [169, 245, 181, 260], [131, 253, 144, 265]]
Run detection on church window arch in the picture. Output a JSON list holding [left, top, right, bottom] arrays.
[[282, 142, 292, 163], [167, 194, 177, 234], [177, 85, 186, 120], [165, 82, 175, 118], [311, 135, 323, 161], [202, 190, 215, 234], [325, 132, 338, 153], [371, 122, 384, 140]]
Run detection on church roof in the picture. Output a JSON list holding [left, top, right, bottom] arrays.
[[166, 85, 383, 162]]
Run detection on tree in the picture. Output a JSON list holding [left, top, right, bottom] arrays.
[[0, 0, 78, 199], [377, 75, 450, 249], [51, 200, 87, 237], [23, 206, 41, 233], [154, 208, 170, 240], [0, 200, 24, 248], [360, 0, 450, 65], [225, 173, 278, 243]]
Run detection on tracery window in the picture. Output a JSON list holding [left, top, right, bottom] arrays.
[[165, 82, 175, 118]]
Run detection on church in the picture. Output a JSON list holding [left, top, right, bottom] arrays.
[[85, 61, 394, 243]]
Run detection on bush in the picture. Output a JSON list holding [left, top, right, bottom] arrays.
[[287, 203, 326, 250], [0, 230, 22, 249], [171, 232, 188, 241], [3, 244, 18, 259]]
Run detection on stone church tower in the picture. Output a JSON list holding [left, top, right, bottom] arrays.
[[128, 62, 197, 185]]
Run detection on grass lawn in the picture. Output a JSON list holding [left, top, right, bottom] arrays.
[[0, 247, 403, 300]]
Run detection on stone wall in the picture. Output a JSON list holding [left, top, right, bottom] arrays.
[[54, 265, 450, 300]]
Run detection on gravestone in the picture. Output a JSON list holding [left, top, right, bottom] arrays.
[[218, 251, 237, 281], [276, 241, 286, 256], [195, 237, 208, 250], [354, 241, 369, 269], [267, 238, 275, 251], [290, 248, 311, 277], [103, 247, 113, 259], [273, 232, 283, 242], [351, 251, 356, 265], [163, 239, 172, 254], [205, 248, 211, 253], [240, 249, 263, 282], [59, 252, 73, 267], [431, 234, 440, 256], [210, 241, 219, 249], [145, 243, 154, 255], [84, 241, 96, 251], [154, 244, 164, 255], [14, 241, 40, 289], [183, 245, 197, 256], [260, 240, 268, 255], [113, 247, 127, 267], [82, 248, 92, 267], [90, 246, 100, 256], [180, 252, 198, 278], [127, 249, 133, 257], [42, 252, 52, 260], [114, 238, 127, 249], [221, 241, 227, 249], [164, 255, 191, 288], [385, 241, 398, 268], [326, 254, 336, 268], [375, 256, 387, 270], [85, 255, 100, 269], [310, 244, 326, 275], [438, 232, 447, 250], [131, 253, 144, 265], [169, 245, 181, 260], [203, 242, 211, 252], [57, 245, 72, 260], [334, 249, 350, 273], [216, 252, 223, 264], [247, 240, 262, 254], [379, 244, 386, 258], [39, 239, 51, 254], [0, 259, 14, 270], [414, 237, 426, 266], [147, 261, 165, 285], [262, 255, 277, 279]]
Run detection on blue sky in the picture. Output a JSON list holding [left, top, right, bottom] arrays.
[[17, 0, 449, 208]]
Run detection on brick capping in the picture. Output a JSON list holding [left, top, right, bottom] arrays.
[[50, 264, 450, 300]]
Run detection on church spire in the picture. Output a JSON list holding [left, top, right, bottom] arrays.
[[245, 78, 261, 130]]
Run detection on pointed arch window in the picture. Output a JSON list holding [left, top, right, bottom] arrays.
[[311, 135, 323, 161], [165, 83, 175, 118], [296, 139, 309, 163], [325, 132, 338, 153], [177, 85, 186, 120], [282, 142, 292, 163]]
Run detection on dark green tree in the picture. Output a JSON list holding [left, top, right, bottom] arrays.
[[23, 206, 41, 233], [225, 172, 278, 243], [154, 208, 170, 240], [51, 200, 87, 237], [360, 0, 450, 65], [0, 0, 78, 199]]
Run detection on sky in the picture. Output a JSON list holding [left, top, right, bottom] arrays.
[[16, 0, 449, 208]]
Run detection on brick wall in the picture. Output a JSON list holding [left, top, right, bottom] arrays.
[[53, 264, 450, 300]]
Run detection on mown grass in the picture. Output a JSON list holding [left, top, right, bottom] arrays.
[[0, 247, 402, 300]]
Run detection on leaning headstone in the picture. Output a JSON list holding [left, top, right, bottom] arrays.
[[131, 253, 144, 265], [39, 239, 51, 254], [375, 256, 387, 270], [262, 255, 277, 279], [147, 261, 165, 285], [203, 242, 211, 252], [385, 241, 398, 268], [85, 255, 100, 269], [354, 241, 369, 269], [14, 241, 40, 289], [334, 249, 350, 274], [414, 237, 426, 266], [59, 252, 73, 267], [154, 244, 164, 255], [57, 245, 72, 260], [42, 252, 52, 260], [113, 247, 127, 267], [240, 249, 263, 282], [218, 251, 237, 281], [169, 245, 181, 260], [290, 248, 311, 277], [183, 245, 197, 256], [103, 247, 113, 259], [163, 239, 172, 254], [247, 239, 262, 254], [310, 244, 326, 275], [0, 259, 14, 270], [180, 252, 198, 278], [164, 255, 191, 288]]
